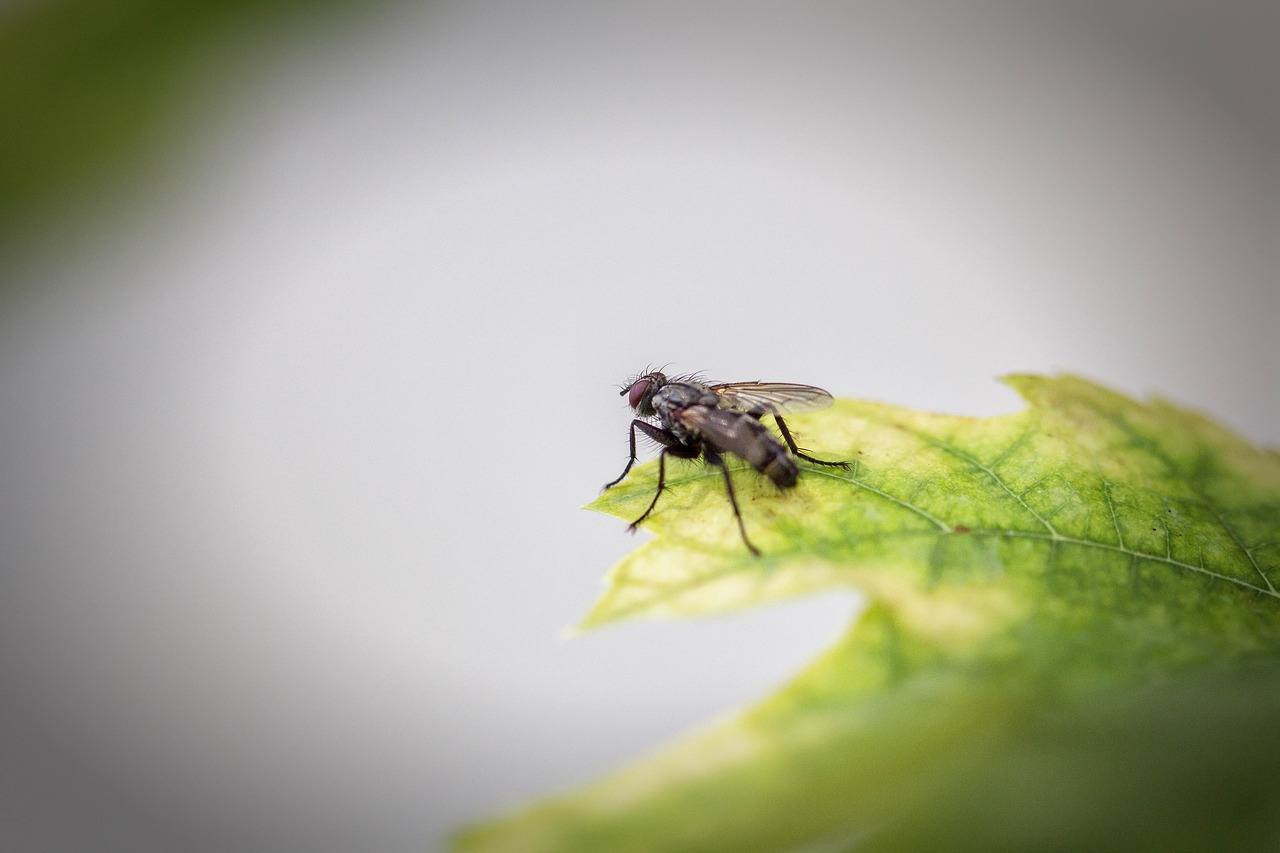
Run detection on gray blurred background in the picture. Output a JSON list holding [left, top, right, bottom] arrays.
[[0, 2, 1276, 850]]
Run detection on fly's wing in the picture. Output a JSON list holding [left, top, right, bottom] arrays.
[[709, 382, 834, 416]]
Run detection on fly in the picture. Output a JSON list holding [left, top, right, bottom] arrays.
[[603, 369, 849, 555]]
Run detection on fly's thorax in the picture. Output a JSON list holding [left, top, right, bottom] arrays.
[[653, 382, 718, 413], [653, 383, 716, 443]]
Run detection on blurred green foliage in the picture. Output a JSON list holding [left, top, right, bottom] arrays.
[[0, 0, 341, 245]]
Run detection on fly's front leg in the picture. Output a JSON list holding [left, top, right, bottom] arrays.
[[703, 447, 761, 556], [627, 450, 668, 532], [773, 415, 850, 470], [626, 436, 700, 532], [604, 419, 674, 490]]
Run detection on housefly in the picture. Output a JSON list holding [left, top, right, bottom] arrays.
[[603, 369, 849, 555]]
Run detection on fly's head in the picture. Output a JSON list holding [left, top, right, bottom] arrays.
[[621, 370, 666, 417]]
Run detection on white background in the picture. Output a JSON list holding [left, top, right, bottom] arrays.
[[1, 2, 1276, 850]]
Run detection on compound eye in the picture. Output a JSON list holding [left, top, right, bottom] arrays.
[[627, 378, 651, 410]]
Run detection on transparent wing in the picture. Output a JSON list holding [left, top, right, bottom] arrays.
[[709, 381, 834, 415]]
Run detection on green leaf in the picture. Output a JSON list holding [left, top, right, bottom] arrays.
[[458, 375, 1280, 852]]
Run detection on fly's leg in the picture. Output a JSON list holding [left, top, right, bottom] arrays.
[[604, 420, 677, 490], [626, 439, 699, 532], [704, 447, 762, 557], [603, 419, 642, 490], [627, 450, 668, 532], [773, 415, 850, 470]]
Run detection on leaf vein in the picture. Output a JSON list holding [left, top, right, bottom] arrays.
[[997, 530, 1279, 599], [1102, 479, 1125, 550], [918, 434, 1060, 537], [807, 468, 950, 531], [1096, 406, 1277, 595]]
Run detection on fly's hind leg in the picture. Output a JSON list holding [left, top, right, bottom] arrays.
[[773, 415, 850, 470], [703, 447, 762, 556]]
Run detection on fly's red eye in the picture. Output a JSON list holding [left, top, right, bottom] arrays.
[[628, 379, 651, 410]]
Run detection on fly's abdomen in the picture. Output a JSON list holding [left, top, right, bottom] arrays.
[[688, 408, 799, 488], [737, 421, 798, 488], [760, 450, 799, 488]]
